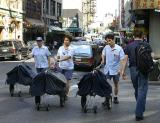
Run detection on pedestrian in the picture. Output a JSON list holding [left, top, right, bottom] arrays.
[[121, 30, 153, 121], [101, 33, 125, 104], [143, 34, 148, 43], [31, 37, 51, 106], [56, 35, 74, 96], [54, 41, 58, 49]]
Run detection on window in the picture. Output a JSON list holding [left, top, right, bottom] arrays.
[[50, 0, 56, 16], [23, 0, 26, 11], [13, 41, 23, 48], [57, 3, 62, 17], [43, 0, 49, 14], [71, 44, 92, 56], [0, 41, 12, 47], [26, 0, 41, 19], [45, 0, 49, 14], [10, 0, 18, 10]]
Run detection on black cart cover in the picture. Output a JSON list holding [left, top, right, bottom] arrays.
[[78, 70, 112, 97], [31, 70, 66, 96], [6, 64, 37, 86]]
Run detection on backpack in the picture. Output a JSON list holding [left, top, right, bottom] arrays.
[[136, 42, 154, 74]]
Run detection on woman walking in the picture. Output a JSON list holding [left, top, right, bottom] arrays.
[[57, 35, 74, 96], [32, 37, 51, 105]]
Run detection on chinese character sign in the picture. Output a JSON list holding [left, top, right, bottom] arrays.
[[133, 0, 160, 9]]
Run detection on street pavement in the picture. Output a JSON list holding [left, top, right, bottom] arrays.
[[0, 59, 160, 123]]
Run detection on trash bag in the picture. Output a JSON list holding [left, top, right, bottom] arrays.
[[31, 70, 66, 96], [6, 64, 37, 86], [78, 70, 112, 97]]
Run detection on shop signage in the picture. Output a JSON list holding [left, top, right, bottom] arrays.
[[133, 0, 160, 9]]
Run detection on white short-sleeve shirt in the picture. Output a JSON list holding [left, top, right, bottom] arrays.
[[32, 46, 51, 68], [102, 44, 125, 75], [57, 46, 74, 70]]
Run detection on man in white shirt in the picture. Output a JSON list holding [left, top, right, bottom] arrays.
[[57, 35, 74, 95], [32, 37, 51, 105], [101, 33, 125, 104]]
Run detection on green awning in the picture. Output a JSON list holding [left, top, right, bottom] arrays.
[[65, 28, 82, 33], [49, 26, 64, 32]]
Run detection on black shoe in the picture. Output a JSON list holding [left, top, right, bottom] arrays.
[[113, 97, 119, 104], [102, 100, 107, 106], [136, 116, 144, 121], [65, 95, 68, 101]]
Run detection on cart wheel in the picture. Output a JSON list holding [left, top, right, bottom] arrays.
[[81, 96, 87, 109], [107, 97, 112, 110], [60, 95, 65, 107], [10, 91, 14, 97], [18, 91, 22, 97], [83, 106, 87, 113], [9, 85, 14, 97], [46, 104, 50, 111], [29, 87, 31, 95], [36, 104, 40, 111], [64, 95, 68, 101], [93, 106, 97, 114]]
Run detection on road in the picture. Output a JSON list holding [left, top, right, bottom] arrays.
[[0, 59, 160, 123]]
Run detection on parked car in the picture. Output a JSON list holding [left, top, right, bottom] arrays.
[[0, 40, 30, 60], [71, 42, 102, 69], [27, 41, 37, 50], [72, 37, 86, 42]]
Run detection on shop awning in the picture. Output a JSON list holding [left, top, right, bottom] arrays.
[[65, 28, 82, 33], [49, 26, 64, 32], [26, 18, 44, 26]]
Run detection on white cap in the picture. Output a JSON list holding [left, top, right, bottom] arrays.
[[36, 37, 43, 41]]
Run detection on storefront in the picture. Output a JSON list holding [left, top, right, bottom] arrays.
[[132, 0, 160, 58], [23, 18, 44, 42], [149, 10, 160, 58]]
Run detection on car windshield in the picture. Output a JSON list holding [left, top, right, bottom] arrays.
[[0, 41, 12, 47], [71, 44, 92, 56]]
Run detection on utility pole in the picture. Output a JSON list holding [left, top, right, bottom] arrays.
[[118, 0, 121, 29], [43, 0, 47, 42]]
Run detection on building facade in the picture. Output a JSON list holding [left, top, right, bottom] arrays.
[[0, 0, 23, 40], [42, 0, 62, 27], [62, 9, 83, 37], [23, 0, 63, 41], [23, 0, 44, 41], [82, 0, 96, 32]]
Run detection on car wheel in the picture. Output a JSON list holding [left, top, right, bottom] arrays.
[[11, 56, 16, 60], [17, 53, 22, 61], [0, 57, 4, 61]]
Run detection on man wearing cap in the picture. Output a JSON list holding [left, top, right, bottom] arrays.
[[32, 37, 51, 105]]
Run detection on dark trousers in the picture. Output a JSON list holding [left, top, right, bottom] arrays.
[[130, 67, 148, 117], [35, 68, 47, 104]]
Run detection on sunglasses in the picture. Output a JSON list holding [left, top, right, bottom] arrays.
[[105, 39, 113, 42]]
